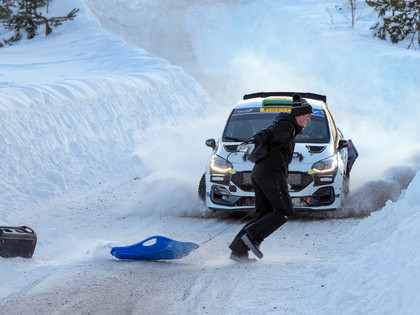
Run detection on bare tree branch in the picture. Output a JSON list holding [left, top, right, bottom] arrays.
[[34, 8, 79, 36]]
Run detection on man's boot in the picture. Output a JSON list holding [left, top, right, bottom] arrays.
[[241, 234, 263, 259]]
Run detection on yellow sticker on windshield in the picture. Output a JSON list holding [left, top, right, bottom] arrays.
[[260, 107, 291, 112]]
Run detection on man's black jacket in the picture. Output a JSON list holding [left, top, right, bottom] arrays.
[[251, 113, 301, 178]]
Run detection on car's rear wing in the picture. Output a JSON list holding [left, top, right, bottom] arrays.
[[243, 92, 327, 103]]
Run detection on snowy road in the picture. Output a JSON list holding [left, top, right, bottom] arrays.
[[1, 168, 362, 314], [0, 205, 359, 314]]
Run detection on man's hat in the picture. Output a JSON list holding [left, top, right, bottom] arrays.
[[291, 94, 313, 117]]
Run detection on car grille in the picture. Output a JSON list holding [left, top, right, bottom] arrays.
[[231, 172, 253, 191], [288, 172, 313, 192], [230, 171, 313, 192]]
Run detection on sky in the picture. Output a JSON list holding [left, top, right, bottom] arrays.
[[0, 0, 419, 314]]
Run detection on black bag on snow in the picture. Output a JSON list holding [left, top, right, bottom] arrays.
[[0, 226, 37, 258]]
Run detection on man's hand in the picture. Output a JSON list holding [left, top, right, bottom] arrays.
[[237, 142, 255, 155]]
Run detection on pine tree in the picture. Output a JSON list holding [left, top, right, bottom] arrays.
[[366, 0, 420, 49], [0, 1, 14, 21], [5, 0, 46, 42], [1, 0, 79, 46]]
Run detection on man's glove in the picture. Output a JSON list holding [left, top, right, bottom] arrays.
[[237, 142, 255, 155]]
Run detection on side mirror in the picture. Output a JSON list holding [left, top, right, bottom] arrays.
[[338, 139, 348, 150], [205, 138, 216, 149]]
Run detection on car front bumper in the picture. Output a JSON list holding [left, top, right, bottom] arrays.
[[206, 170, 342, 211]]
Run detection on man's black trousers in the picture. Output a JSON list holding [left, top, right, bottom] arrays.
[[229, 175, 293, 254]]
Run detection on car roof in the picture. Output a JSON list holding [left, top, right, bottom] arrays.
[[234, 96, 325, 111]]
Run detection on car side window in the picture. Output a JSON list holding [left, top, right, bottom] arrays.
[[324, 106, 338, 148]]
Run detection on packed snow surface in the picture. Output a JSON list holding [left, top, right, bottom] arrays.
[[0, 0, 419, 314]]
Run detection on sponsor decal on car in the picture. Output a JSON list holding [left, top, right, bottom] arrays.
[[260, 107, 291, 113]]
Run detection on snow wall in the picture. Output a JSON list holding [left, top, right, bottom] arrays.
[[308, 171, 420, 315], [0, 0, 213, 221]]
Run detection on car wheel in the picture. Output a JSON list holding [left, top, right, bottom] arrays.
[[198, 174, 206, 201]]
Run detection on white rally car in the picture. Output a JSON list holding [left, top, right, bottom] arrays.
[[198, 92, 358, 212]]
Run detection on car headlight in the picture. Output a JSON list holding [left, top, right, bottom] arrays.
[[311, 156, 338, 173], [210, 155, 233, 173]]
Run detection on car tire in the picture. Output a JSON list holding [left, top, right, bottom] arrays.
[[198, 174, 206, 201]]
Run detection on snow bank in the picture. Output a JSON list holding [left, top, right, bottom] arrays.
[[0, 0, 212, 221], [340, 165, 419, 217], [309, 170, 420, 314]]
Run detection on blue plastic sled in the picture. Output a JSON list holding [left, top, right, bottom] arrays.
[[110, 235, 199, 260]]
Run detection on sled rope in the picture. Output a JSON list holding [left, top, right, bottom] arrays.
[[198, 210, 256, 247]]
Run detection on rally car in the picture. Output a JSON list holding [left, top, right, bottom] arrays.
[[198, 92, 358, 212]]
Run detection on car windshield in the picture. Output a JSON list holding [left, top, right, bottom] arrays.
[[222, 109, 330, 143]]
